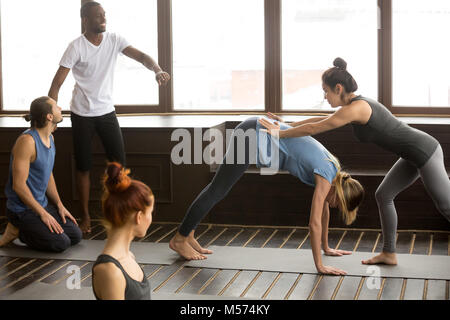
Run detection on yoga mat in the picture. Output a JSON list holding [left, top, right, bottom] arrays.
[[2, 281, 249, 300], [0, 239, 179, 265], [183, 246, 450, 280]]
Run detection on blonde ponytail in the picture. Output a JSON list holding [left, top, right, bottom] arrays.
[[327, 155, 364, 225]]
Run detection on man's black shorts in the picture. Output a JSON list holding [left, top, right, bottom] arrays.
[[70, 111, 126, 171]]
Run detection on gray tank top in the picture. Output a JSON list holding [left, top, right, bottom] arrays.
[[350, 95, 439, 168], [92, 254, 151, 300]]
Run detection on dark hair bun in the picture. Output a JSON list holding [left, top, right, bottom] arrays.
[[333, 57, 347, 71], [104, 162, 132, 193], [24, 114, 32, 122]]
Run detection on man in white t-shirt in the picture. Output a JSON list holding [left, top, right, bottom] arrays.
[[48, 1, 170, 233]]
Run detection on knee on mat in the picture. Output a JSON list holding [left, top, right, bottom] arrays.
[[70, 228, 83, 246], [50, 234, 72, 253]]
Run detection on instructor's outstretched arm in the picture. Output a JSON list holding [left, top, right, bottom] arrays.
[[122, 46, 170, 86]]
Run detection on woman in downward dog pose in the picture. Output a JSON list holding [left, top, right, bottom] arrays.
[[170, 117, 364, 275], [259, 57, 450, 265], [92, 162, 154, 300]]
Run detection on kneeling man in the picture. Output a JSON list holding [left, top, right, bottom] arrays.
[[0, 96, 82, 252]]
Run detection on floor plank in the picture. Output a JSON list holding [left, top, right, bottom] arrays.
[[197, 226, 227, 247], [220, 270, 259, 297], [337, 230, 362, 251], [310, 275, 341, 300], [425, 280, 447, 300], [403, 279, 425, 300], [0, 259, 46, 288], [143, 224, 179, 243], [153, 266, 201, 293], [357, 277, 382, 300], [149, 261, 186, 292], [228, 229, 259, 247], [242, 271, 279, 299], [263, 229, 295, 249], [356, 231, 380, 253], [430, 233, 448, 255], [264, 273, 299, 300], [380, 278, 403, 300], [281, 229, 309, 249], [0, 260, 67, 296], [208, 228, 242, 246], [0, 258, 34, 279], [334, 276, 361, 300], [199, 269, 239, 296], [178, 268, 219, 294], [287, 274, 321, 300], [244, 229, 276, 248], [412, 232, 431, 255], [325, 230, 345, 250]]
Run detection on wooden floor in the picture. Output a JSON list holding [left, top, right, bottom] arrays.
[[0, 217, 449, 300]]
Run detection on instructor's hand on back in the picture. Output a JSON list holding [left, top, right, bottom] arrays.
[[266, 112, 284, 123]]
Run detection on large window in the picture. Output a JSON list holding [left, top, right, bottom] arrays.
[[172, 0, 264, 110], [0, 1, 449, 114], [282, 0, 378, 110], [392, 0, 450, 107], [106, 0, 159, 106], [1, 0, 79, 110]]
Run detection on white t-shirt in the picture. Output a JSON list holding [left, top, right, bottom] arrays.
[[59, 32, 130, 117]]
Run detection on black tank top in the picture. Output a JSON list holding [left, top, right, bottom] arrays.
[[92, 254, 151, 300], [350, 95, 439, 168]]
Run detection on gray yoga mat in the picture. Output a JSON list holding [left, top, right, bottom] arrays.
[[0, 239, 179, 265], [2, 281, 248, 300], [183, 246, 450, 280]]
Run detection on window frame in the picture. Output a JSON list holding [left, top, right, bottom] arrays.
[[0, 0, 448, 116]]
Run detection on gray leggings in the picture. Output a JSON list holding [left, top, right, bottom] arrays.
[[376, 144, 450, 252], [178, 118, 258, 236]]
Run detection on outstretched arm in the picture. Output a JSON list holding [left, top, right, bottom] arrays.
[[281, 106, 356, 138], [259, 105, 358, 139], [122, 46, 170, 86], [289, 116, 329, 127], [48, 66, 70, 102]]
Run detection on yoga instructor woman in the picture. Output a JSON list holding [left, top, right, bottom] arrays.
[[259, 57, 450, 265]]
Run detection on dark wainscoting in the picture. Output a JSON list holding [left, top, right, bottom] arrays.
[[0, 117, 449, 230]]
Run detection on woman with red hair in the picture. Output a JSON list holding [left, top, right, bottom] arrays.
[[92, 162, 154, 300]]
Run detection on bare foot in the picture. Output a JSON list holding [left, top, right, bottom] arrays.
[[169, 233, 206, 260], [79, 217, 91, 234], [362, 252, 398, 265], [187, 230, 213, 255], [0, 223, 19, 247]]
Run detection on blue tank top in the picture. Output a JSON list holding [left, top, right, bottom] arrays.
[[256, 117, 338, 186], [4, 129, 55, 212]]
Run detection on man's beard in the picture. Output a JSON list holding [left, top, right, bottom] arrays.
[[52, 117, 63, 125], [94, 26, 106, 33]]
